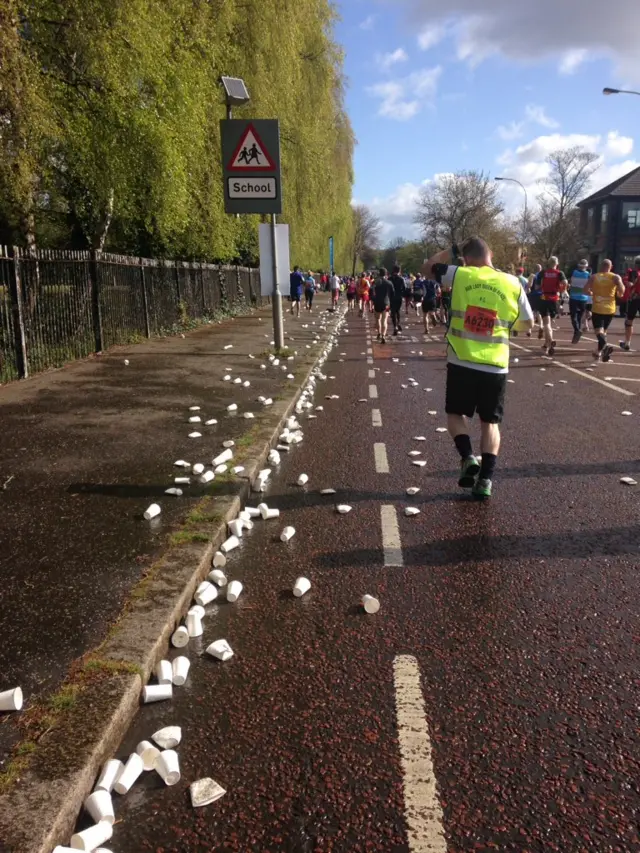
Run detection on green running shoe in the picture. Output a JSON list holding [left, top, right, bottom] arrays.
[[458, 456, 481, 489], [472, 478, 492, 499]]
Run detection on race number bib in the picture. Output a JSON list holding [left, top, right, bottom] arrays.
[[464, 305, 497, 336]]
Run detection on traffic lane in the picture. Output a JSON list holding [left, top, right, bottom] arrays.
[[105, 317, 418, 852], [370, 338, 640, 851]]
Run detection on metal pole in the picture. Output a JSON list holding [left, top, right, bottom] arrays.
[[271, 213, 284, 350]]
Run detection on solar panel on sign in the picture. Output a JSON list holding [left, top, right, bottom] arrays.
[[221, 77, 250, 105]]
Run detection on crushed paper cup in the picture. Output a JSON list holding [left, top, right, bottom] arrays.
[[226, 580, 243, 603], [164, 487, 183, 496], [206, 639, 234, 661], [84, 789, 115, 824], [413, 436, 427, 441], [223, 374, 231, 381], [192, 463, 205, 475], [406, 487, 420, 496], [221, 535, 240, 554], [408, 451, 421, 457], [435, 428, 448, 433], [200, 470, 215, 484], [405, 507, 421, 517], [232, 465, 245, 474], [171, 626, 189, 648], [175, 477, 190, 485], [280, 526, 296, 542], [336, 504, 352, 514], [186, 612, 203, 637], [412, 460, 427, 467], [622, 411, 633, 416], [205, 419, 218, 425], [620, 477, 638, 485], [70, 820, 113, 850], [136, 740, 161, 772], [156, 659, 173, 685], [223, 440, 235, 448], [297, 474, 309, 486], [227, 404, 238, 412], [428, 410, 437, 416], [208, 568, 227, 587], [188, 604, 205, 619], [320, 488, 336, 495], [190, 777, 227, 808], [213, 448, 233, 466], [143, 683, 172, 704], [189, 432, 202, 438], [155, 749, 181, 786], [152, 726, 181, 750], [195, 581, 218, 606], [189, 406, 201, 411], [293, 577, 311, 598], [544, 383, 554, 387], [212, 551, 227, 568], [214, 464, 228, 474], [0, 687, 23, 712], [263, 398, 273, 406], [172, 656, 190, 686], [113, 753, 144, 795], [243, 412, 254, 419], [362, 595, 380, 615], [144, 504, 161, 520], [188, 416, 202, 424], [233, 377, 242, 385], [224, 344, 233, 350], [174, 460, 190, 468]]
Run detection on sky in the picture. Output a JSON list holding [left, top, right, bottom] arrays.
[[334, 0, 640, 243]]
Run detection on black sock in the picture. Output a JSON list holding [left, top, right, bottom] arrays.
[[454, 433, 473, 459], [597, 333, 606, 351], [479, 453, 497, 481]]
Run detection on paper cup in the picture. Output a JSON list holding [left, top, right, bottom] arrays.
[[113, 752, 144, 795], [142, 683, 172, 703], [263, 508, 280, 520], [208, 569, 227, 587], [174, 477, 190, 485], [212, 550, 227, 568], [192, 463, 205, 475], [297, 474, 309, 486], [172, 656, 190, 686], [0, 687, 23, 712], [213, 448, 233, 466], [293, 577, 311, 598], [214, 464, 228, 474], [226, 580, 243, 603], [136, 739, 160, 771], [84, 789, 115, 824], [188, 604, 205, 619], [362, 595, 380, 614], [280, 526, 296, 543], [206, 639, 234, 661], [188, 416, 201, 423], [221, 535, 240, 554], [95, 759, 123, 793], [195, 581, 218, 606], [152, 725, 181, 750], [228, 519, 244, 538], [200, 470, 215, 483], [70, 820, 113, 850], [227, 403, 238, 412], [244, 506, 261, 518], [144, 504, 161, 521], [155, 749, 181, 786], [171, 625, 189, 648], [156, 659, 173, 685], [186, 612, 203, 637]]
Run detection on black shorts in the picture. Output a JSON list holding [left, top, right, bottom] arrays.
[[291, 293, 301, 303], [445, 363, 507, 424], [538, 300, 558, 318], [347, 293, 356, 301], [528, 292, 540, 311], [422, 299, 437, 313], [373, 302, 389, 315], [627, 299, 640, 322], [592, 312, 614, 331], [441, 293, 451, 308]]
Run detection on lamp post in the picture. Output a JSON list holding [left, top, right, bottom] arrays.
[[495, 176, 528, 263], [603, 87, 640, 97]]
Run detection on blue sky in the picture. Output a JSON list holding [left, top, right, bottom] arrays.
[[334, 0, 640, 242]]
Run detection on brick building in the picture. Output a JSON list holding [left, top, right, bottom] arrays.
[[578, 165, 640, 272]]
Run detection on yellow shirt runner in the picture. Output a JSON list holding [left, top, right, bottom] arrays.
[[591, 272, 619, 315]]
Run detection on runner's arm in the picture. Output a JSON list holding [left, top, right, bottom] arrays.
[[512, 287, 535, 332], [615, 275, 626, 298], [583, 275, 594, 299]]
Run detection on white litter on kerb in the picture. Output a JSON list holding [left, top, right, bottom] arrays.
[[232, 466, 245, 474], [172, 656, 190, 686], [540, 368, 546, 372], [190, 777, 227, 808], [192, 463, 205, 475], [559, 379, 568, 384], [142, 683, 172, 704], [156, 659, 173, 685], [620, 477, 638, 485], [188, 432, 202, 438], [405, 507, 420, 517], [213, 448, 233, 466], [207, 639, 234, 661], [233, 377, 242, 385], [428, 410, 437, 416], [220, 535, 240, 554], [171, 626, 189, 648], [205, 419, 218, 426], [413, 436, 426, 441], [95, 759, 123, 794], [408, 451, 421, 457], [412, 460, 427, 467], [201, 470, 215, 483], [144, 504, 161, 520], [212, 551, 227, 568], [435, 428, 448, 433], [195, 581, 218, 607], [164, 488, 183, 496], [507, 379, 515, 384], [155, 749, 181, 786], [362, 595, 380, 614], [297, 473, 309, 486], [622, 411, 633, 416], [406, 487, 420, 496], [227, 403, 238, 412], [209, 568, 228, 586], [152, 726, 182, 750], [124, 359, 130, 366], [244, 412, 255, 419], [280, 526, 296, 542], [545, 383, 554, 387], [188, 604, 205, 619], [228, 519, 244, 538], [70, 821, 113, 851], [188, 416, 202, 423], [0, 687, 23, 712], [336, 504, 352, 514], [189, 406, 201, 411], [224, 344, 233, 350], [174, 460, 190, 468]]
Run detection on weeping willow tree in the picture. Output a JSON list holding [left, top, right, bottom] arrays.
[[0, 0, 354, 269]]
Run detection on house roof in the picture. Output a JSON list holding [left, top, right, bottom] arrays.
[[579, 165, 640, 206]]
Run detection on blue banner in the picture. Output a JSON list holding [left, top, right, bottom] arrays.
[[329, 236, 334, 272]]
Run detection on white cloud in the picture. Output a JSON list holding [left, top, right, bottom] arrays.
[[405, 0, 640, 82], [359, 14, 377, 31], [367, 66, 442, 121], [496, 121, 525, 142], [524, 104, 559, 130], [559, 48, 588, 75], [417, 24, 446, 50], [606, 131, 633, 158], [494, 104, 558, 142], [361, 181, 429, 240], [378, 48, 409, 71]]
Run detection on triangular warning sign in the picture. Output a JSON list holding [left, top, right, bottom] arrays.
[[227, 124, 276, 172]]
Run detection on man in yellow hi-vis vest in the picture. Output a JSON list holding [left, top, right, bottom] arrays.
[[425, 237, 534, 499]]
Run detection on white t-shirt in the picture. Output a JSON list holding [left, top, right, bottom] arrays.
[[441, 265, 534, 374], [331, 275, 340, 290]]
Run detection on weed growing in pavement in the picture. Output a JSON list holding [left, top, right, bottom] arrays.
[[169, 530, 211, 546]]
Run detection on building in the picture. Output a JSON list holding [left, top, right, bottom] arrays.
[[578, 165, 640, 273]]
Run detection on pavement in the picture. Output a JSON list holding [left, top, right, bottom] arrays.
[[57, 306, 640, 853], [0, 299, 337, 768]]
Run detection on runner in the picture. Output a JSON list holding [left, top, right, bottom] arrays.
[[357, 273, 370, 317], [404, 275, 414, 316], [330, 271, 341, 309], [620, 256, 640, 351], [304, 271, 316, 312], [583, 259, 625, 362], [425, 237, 534, 499], [439, 272, 453, 327], [511, 268, 529, 338], [422, 276, 439, 333], [537, 256, 566, 356], [412, 274, 425, 316], [568, 259, 590, 343], [528, 263, 542, 336], [389, 265, 405, 335], [372, 268, 394, 344], [289, 265, 304, 318], [346, 277, 357, 312]]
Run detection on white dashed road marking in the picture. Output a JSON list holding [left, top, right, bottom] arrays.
[[380, 505, 402, 566], [369, 384, 378, 399], [374, 443, 390, 473], [393, 656, 447, 853], [367, 347, 373, 355], [367, 357, 374, 365], [372, 409, 382, 427], [369, 369, 376, 379]]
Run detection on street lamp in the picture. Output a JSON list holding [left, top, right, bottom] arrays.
[[495, 176, 528, 262], [220, 76, 251, 120], [603, 87, 640, 97]]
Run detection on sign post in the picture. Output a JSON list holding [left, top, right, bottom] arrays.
[[221, 119, 284, 349], [329, 236, 334, 278]]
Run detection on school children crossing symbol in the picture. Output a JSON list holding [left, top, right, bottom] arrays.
[[227, 124, 276, 172]]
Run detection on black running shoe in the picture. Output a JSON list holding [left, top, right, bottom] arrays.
[[548, 342, 556, 357], [572, 330, 581, 344], [602, 344, 615, 362]]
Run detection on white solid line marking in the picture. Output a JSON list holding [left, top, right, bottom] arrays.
[[374, 442, 390, 473], [393, 656, 447, 853], [372, 408, 382, 427], [369, 369, 376, 379], [381, 505, 403, 566], [369, 384, 378, 399], [605, 376, 640, 382]]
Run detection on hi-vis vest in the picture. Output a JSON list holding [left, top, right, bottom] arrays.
[[448, 266, 522, 369]]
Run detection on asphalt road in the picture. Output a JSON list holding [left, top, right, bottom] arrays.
[[83, 307, 640, 853]]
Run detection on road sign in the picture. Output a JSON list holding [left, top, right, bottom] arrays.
[[259, 223, 290, 297], [329, 236, 334, 272], [221, 119, 281, 214]]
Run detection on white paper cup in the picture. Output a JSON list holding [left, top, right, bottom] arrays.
[[136, 739, 160, 771], [208, 569, 227, 587], [212, 550, 227, 568], [263, 508, 280, 520], [152, 725, 181, 749], [206, 639, 234, 661], [113, 752, 144, 795], [142, 683, 172, 703], [221, 535, 240, 554], [200, 470, 215, 483], [175, 477, 190, 485], [214, 464, 228, 474], [156, 659, 173, 685], [155, 749, 181, 786], [213, 448, 234, 466], [70, 820, 113, 850], [257, 502, 270, 519], [0, 687, 23, 711], [362, 595, 380, 614], [244, 506, 261, 518], [293, 577, 311, 598], [195, 581, 218, 606], [172, 656, 190, 686], [227, 403, 238, 412], [226, 580, 243, 603], [84, 789, 115, 824], [188, 416, 201, 423], [297, 474, 309, 486], [95, 758, 123, 793], [228, 519, 244, 538], [192, 463, 205, 475], [186, 612, 203, 637], [280, 526, 296, 542], [188, 604, 205, 619], [144, 504, 161, 521], [171, 625, 189, 648]]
